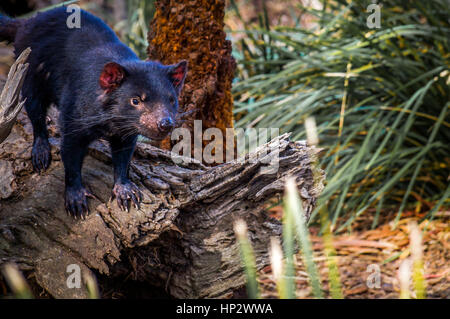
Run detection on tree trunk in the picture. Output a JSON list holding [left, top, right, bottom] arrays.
[[0, 112, 324, 298], [147, 0, 236, 157]]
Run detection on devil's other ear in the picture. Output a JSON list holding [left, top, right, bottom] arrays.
[[168, 60, 188, 94], [99, 62, 126, 92]]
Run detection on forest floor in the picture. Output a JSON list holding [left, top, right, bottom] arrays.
[[261, 207, 449, 299]]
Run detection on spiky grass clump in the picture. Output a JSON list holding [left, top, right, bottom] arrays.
[[231, 0, 450, 229]]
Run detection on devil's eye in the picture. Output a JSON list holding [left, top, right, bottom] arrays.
[[130, 97, 140, 107], [169, 96, 176, 104]]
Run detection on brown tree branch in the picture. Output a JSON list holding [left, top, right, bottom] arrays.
[[0, 47, 30, 144]]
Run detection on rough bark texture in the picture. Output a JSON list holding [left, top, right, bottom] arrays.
[[147, 0, 236, 156], [0, 48, 29, 144]]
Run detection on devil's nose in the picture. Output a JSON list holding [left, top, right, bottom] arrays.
[[158, 117, 174, 133]]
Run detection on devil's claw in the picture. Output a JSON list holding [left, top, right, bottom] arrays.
[[112, 182, 142, 212], [31, 137, 52, 173], [65, 186, 94, 219]]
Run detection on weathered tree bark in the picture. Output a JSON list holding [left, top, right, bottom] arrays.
[[0, 48, 29, 144], [148, 0, 236, 156], [0, 110, 324, 298]]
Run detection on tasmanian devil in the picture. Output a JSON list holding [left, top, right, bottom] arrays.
[[0, 7, 187, 219]]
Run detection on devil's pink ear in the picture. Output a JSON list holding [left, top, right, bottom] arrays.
[[168, 60, 188, 94], [99, 62, 126, 92]]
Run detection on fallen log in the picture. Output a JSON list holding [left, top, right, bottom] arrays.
[[0, 60, 324, 299]]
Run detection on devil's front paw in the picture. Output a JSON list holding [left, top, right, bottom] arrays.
[[112, 182, 142, 212], [32, 137, 52, 173], [64, 186, 94, 219]]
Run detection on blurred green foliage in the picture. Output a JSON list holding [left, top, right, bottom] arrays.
[[230, 0, 450, 229], [115, 0, 155, 59]]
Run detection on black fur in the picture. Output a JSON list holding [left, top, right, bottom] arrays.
[[0, 14, 21, 43], [0, 7, 187, 219]]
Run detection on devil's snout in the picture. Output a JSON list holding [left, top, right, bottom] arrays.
[[158, 117, 174, 133]]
